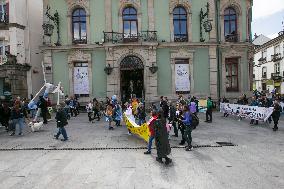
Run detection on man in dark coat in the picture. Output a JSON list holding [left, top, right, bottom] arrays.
[[153, 109, 172, 165], [272, 101, 282, 131], [54, 105, 68, 141], [38, 96, 48, 124]]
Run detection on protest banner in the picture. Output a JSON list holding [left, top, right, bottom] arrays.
[[123, 113, 150, 142], [220, 103, 274, 121]]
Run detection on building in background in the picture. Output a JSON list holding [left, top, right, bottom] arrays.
[[41, 0, 253, 104], [0, 0, 43, 99], [253, 30, 284, 94]]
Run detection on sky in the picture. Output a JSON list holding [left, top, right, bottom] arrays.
[[252, 0, 284, 39]]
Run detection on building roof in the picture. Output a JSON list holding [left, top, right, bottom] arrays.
[[252, 34, 271, 46], [254, 31, 284, 53]]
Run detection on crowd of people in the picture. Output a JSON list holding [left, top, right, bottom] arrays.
[[220, 92, 283, 131]]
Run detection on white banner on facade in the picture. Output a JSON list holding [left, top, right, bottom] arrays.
[[220, 103, 274, 121], [175, 64, 190, 92], [73, 66, 89, 94]]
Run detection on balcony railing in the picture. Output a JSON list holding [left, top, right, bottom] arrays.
[[174, 34, 188, 42], [271, 73, 282, 80], [225, 34, 238, 42], [271, 53, 282, 62], [103, 30, 157, 43], [72, 38, 87, 45], [258, 57, 267, 63]]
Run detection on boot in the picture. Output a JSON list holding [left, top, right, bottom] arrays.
[[156, 157, 163, 163], [273, 125, 278, 131], [165, 157, 172, 165]]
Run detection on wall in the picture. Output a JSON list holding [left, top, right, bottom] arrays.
[[52, 52, 69, 95], [90, 0, 105, 43], [92, 50, 107, 98], [156, 48, 171, 96], [193, 48, 210, 94], [154, 0, 170, 42]]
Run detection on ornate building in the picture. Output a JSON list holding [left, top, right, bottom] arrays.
[[41, 0, 253, 104]]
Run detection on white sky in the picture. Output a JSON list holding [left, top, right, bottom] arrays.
[[253, 0, 284, 20], [252, 0, 284, 38]]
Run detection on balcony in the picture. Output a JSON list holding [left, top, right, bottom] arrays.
[[103, 30, 157, 43], [225, 34, 238, 42], [271, 53, 282, 62], [271, 73, 282, 81], [258, 57, 267, 64], [72, 38, 87, 45]]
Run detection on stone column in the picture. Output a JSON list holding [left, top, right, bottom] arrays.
[[209, 46, 218, 100]]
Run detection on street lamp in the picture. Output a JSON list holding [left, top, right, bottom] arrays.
[[104, 64, 113, 75]]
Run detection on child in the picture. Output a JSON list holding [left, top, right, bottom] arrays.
[[105, 104, 114, 130], [54, 105, 68, 141], [86, 101, 93, 122]]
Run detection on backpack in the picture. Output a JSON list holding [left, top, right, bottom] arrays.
[[191, 113, 199, 129]]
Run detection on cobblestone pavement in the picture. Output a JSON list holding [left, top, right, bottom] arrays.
[[0, 113, 283, 189]]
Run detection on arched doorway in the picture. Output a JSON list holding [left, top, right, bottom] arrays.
[[120, 55, 144, 103]]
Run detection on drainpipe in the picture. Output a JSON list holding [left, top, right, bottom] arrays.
[[215, 0, 221, 100]]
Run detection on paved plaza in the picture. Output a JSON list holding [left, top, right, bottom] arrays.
[[0, 112, 283, 189]]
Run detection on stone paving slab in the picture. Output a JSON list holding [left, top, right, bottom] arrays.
[[0, 113, 283, 188]]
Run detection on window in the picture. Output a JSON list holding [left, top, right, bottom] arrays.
[[224, 7, 238, 42], [262, 67, 267, 78], [173, 6, 188, 42], [0, 2, 8, 23], [122, 7, 138, 41], [72, 8, 87, 44], [274, 45, 280, 54], [274, 63, 280, 74], [262, 50, 267, 58], [225, 58, 239, 91]]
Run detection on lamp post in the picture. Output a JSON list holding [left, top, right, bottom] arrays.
[[104, 64, 113, 75], [44, 5, 61, 46]]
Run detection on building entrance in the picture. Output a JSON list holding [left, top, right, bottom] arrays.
[[120, 56, 144, 103]]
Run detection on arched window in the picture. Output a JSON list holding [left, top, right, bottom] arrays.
[[72, 8, 87, 44], [224, 7, 237, 42], [173, 6, 188, 42], [122, 7, 138, 42]]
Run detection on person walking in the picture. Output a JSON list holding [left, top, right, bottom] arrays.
[[168, 102, 178, 137], [93, 98, 101, 121], [153, 109, 172, 165], [54, 105, 68, 141], [144, 110, 158, 154], [38, 96, 48, 124], [205, 97, 213, 123], [86, 101, 94, 122], [272, 101, 282, 131], [105, 104, 114, 130], [137, 103, 146, 126], [0, 102, 11, 131], [180, 105, 193, 151], [114, 102, 122, 127]]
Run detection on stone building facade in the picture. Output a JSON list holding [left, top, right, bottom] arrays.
[[0, 0, 43, 99], [41, 0, 254, 104]]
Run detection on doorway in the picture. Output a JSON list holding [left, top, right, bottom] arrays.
[[120, 55, 144, 103]]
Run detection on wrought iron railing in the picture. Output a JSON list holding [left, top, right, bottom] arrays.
[[103, 30, 157, 43], [258, 57, 267, 63], [271, 73, 282, 80], [174, 34, 188, 42], [271, 53, 282, 62], [72, 38, 87, 45], [225, 34, 238, 42]]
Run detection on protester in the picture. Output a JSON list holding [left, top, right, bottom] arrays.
[[105, 104, 114, 130], [38, 96, 48, 124], [144, 110, 158, 155], [114, 102, 122, 127], [249, 96, 259, 125], [189, 98, 197, 115], [221, 97, 229, 117], [137, 103, 146, 126], [177, 104, 186, 145], [54, 105, 68, 141], [10, 102, 28, 136], [153, 109, 172, 165], [272, 101, 282, 131], [180, 105, 193, 151], [168, 102, 178, 137], [86, 100, 94, 122], [0, 102, 11, 131], [205, 97, 213, 123], [93, 98, 101, 121]]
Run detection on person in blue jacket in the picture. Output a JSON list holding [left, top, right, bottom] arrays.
[[180, 105, 193, 151]]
